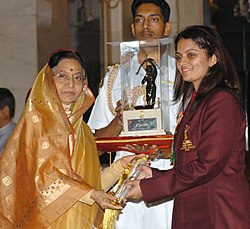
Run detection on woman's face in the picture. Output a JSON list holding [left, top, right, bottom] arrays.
[[175, 38, 217, 91], [52, 58, 86, 105]]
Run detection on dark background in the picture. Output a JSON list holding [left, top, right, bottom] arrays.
[[212, 0, 249, 184]]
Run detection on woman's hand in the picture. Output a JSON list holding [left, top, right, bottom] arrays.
[[91, 190, 123, 210], [136, 164, 153, 179], [119, 154, 147, 168], [124, 179, 143, 199]]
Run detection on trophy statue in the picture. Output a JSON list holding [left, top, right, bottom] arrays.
[[136, 54, 158, 109], [119, 38, 172, 136], [95, 38, 174, 156]]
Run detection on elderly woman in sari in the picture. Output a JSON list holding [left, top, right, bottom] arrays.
[[0, 49, 135, 228]]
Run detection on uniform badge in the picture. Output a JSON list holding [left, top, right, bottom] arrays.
[[181, 124, 195, 151]]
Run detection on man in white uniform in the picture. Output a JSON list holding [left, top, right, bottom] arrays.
[[88, 0, 178, 228]]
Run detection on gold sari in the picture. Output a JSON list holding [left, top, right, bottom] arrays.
[[0, 65, 103, 228]]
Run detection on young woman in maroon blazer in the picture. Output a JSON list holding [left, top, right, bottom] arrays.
[[125, 25, 250, 229]]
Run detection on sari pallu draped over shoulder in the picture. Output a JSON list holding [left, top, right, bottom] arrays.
[[0, 65, 103, 228]]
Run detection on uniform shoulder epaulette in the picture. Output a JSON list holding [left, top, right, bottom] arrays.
[[107, 63, 119, 72], [99, 63, 119, 88], [106, 63, 119, 116]]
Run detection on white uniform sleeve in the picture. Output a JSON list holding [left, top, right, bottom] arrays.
[[88, 67, 121, 133], [88, 80, 113, 132]]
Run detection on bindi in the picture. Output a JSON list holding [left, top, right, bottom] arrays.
[[70, 68, 74, 72]]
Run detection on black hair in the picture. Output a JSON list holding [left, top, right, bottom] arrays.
[[0, 88, 15, 118], [48, 49, 86, 70], [173, 25, 242, 111], [131, 0, 171, 23]]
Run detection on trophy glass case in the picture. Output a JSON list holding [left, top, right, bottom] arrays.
[[119, 38, 172, 136]]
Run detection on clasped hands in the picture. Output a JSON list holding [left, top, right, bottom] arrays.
[[91, 164, 151, 209], [123, 160, 153, 200], [90, 154, 149, 209]]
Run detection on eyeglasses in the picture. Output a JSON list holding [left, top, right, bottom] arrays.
[[54, 72, 87, 85]]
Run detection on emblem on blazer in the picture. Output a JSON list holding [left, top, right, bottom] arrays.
[[181, 124, 195, 151]]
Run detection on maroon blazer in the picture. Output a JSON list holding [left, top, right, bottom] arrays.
[[141, 88, 250, 229]]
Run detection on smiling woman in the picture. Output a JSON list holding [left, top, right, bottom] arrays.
[[125, 25, 250, 229], [175, 38, 217, 91]]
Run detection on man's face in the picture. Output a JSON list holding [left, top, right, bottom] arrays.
[[131, 3, 171, 40]]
